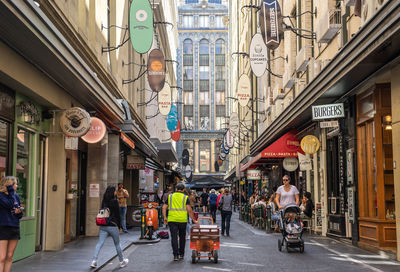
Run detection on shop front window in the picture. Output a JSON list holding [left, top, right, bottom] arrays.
[[199, 141, 210, 172], [16, 127, 32, 213], [0, 120, 9, 177]]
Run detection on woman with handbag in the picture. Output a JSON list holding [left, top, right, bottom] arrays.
[[90, 185, 129, 269], [0, 176, 23, 272]]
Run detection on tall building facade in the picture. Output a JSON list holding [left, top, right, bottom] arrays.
[[176, 0, 229, 182]]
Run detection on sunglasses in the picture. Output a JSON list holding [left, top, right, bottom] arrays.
[[283, 179, 289, 181]]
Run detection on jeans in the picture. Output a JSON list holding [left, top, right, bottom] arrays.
[[93, 226, 124, 262], [209, 204, 217, 223], [119, 206, 127, 232], [221, 210, 232, 235], [169, 222, 187, 256]]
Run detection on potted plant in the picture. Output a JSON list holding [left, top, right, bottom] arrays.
[[67, 188, 79, 200]]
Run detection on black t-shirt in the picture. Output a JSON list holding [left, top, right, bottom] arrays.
[[200, 193, 209, 205], [102, 198, 121, 228]]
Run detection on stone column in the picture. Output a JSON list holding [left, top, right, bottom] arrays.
[[391, 65, 400, 261], [211, 139, 215, 172], [44, 132, 66, 251], [194, 139, 199, 173], [107, 134, 120, 186], [86, 133, 108, 236]]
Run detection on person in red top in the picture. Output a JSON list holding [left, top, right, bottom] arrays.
[[216, 188, 223, 207]]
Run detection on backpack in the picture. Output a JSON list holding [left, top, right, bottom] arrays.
[[157, 231, 169, 239], [96, 208, 110, 226]]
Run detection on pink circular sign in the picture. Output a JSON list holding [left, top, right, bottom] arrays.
[[81, 117, 106, 144]]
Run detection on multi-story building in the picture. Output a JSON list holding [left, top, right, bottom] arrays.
[[176, 0, 229, 183], [0, 0, 178, 260], [228, 0, 400, 260]]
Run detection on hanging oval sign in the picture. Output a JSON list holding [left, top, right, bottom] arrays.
[[81, 117, 107, 144], [219, 151, 227, 160], [147, 49, 166, 92], [283, 157, 299, 172], [171, 120, 181, 141], [129, 0, 154, 54], [259, 0, 284, 50], [237, 74, 251, 107], [217, 158, 223, 167], [185, 165, 192, 179], [221, 143, 230, 154], [182, 149, 190, 166], [229, 113, 239, 138], [158, 84, 172, 115], [224, 129, 235, 149], [249, 33, 268, 77], [166, 104, 178, 131], [60, 107, 92, 137]]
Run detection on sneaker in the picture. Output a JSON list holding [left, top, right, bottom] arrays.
[[120, 258, 129, 268], [173, 255, 179, 261], [90, 260, 97, 268], [179, 254, 184, 260], [123, 230, 128, 233]]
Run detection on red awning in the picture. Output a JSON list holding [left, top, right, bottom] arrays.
[[241, 130, 303, 172]]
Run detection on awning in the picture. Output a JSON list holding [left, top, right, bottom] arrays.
[[120, 132, 135, 149], [241, 130, 303, 172], [188, 176, 229, 189], [151, 138, 178, 163]]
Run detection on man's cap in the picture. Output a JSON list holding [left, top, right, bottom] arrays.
[[176, 183, 185, 191]]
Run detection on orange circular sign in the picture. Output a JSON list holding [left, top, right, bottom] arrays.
[[81, 117, 106, 144], [151, 61, 163, 72]]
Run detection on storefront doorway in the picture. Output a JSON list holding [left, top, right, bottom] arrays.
[[35, 135, 47, 250]]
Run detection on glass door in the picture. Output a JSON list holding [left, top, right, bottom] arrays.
[[35, 135, 46, 250]]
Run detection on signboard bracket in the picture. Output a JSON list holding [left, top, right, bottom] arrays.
[[154, 21, 174, 28], [102, 36, 130, 53], [241, 5, 261, 15], [123, 69, 147, 85]]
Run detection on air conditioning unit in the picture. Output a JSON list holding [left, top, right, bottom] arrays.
[[272, 87, 285, 102], [295, 78, 307, 96], [317, 9, 342, 43], [344, 0, 355, 6], [283, 70, 295, 89], [308, 58, 321, 80], [296, 46, 312, 72], [321, 59, 331, 71]]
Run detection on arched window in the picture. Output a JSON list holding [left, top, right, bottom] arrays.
[[199, 39, 209, 55], [183, 39, 193, 55], [215, 39, 225, 54]]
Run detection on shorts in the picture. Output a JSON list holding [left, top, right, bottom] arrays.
[[0, 226, 20, 240]]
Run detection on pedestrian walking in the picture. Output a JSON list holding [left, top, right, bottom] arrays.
[[200, 188, 209, 215], [117, 182, 129, 233], [0, 176, 23, 272], [218, 188, 233, 237], [162, 183, 198, 261], [90, 185, 128, 269], [208, 189, 218, 223], [275, 175, 300, 210]]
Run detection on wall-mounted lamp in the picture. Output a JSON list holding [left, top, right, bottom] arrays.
[[383, 115, 392, 130]]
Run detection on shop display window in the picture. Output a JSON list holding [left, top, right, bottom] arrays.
[[16, 127, 32, 213], [0, 120, 10, 177]]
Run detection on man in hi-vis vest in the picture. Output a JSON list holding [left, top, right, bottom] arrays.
[[163, 183, 198, 261]]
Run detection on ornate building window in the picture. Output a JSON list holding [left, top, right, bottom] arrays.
[[183, 15, 194, 28], [199, 15, 209, 28], [183, 140, 194, 166], [199, 141, 210, 172], [183, 105, 194, 130], [200, 105, 210, 130], [215, 105, 225, 130], [199, 39, 209, 66]]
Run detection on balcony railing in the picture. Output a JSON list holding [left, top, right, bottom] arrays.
[[199, 80, 209, 91], [183, 80, 193, 91], [215, 54, 225, 66], [215, 80, 225, 91], [199, 54, 209, 66], [183, 55, 193, 66]]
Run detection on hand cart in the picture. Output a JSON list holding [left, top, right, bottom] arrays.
[[190, 217, 220, 264]]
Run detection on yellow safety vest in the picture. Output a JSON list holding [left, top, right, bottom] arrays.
[[168, 192, 188, 223]]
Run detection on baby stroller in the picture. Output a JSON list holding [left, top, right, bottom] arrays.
[[277, 204, 304, 253]]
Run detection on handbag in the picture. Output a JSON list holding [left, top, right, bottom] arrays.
[[218, 196, 224, 211], [96, 208, 110, 226]]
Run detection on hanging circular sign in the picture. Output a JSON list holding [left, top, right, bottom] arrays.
[[60, 107, 91, 137], [237, 74, 251, 107], [259, 0, 284, 50], [81, 117, 107, 144], [158, 84, 172, 115], [249, 33, 268, 77], [283, 157, 299, 172], [221, 142, 230, 154], [229, 113, 239, 138], [182, 149, 190, 166], [217, 158, 223, 167], [171, 120, 181, 141], [129, 0, 154, 54], [166, 104, 178, 131], [185, 165, 192, 179], [186, 170, 193, 183], [224, 129, 235, 149], [219, 151, 227, 160], [214, 161, 220, 172], [301, 135, 320, 154], [147, 49, 166, 92]]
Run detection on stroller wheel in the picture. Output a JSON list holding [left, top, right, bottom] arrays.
[[278, 239, 282, 252]]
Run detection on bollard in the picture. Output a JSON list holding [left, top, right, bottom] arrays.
[[140, 207, 146, 239], [158, 206, 163, 228], [266, 205, 272, 233]]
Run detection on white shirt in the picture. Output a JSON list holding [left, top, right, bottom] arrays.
[[276, 185, 299, 208]]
